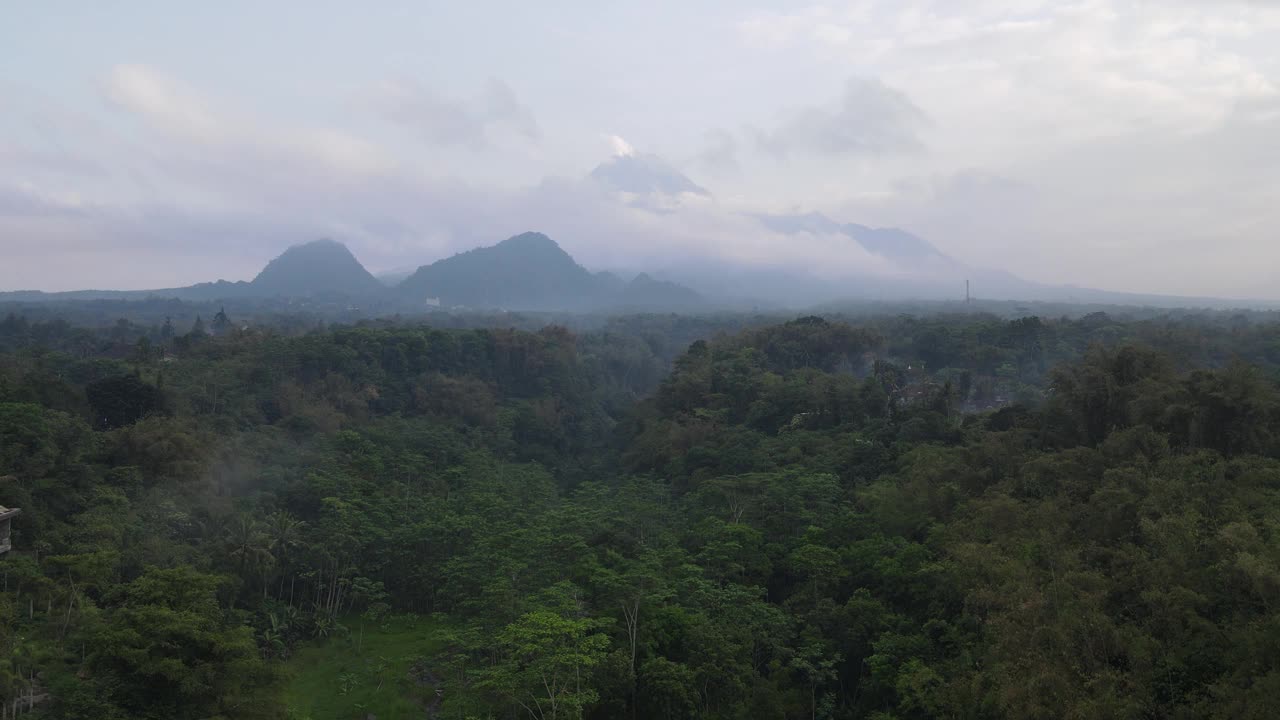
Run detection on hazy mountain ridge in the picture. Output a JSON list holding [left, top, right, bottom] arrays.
[[0, 240, 379, 302], [8, 140, 1261, 312], [398, 232, 707, 311], [398, 232, 608, 310], [618, 273, 705, 311], [0, 233, 706, 311], [375, 268, 417, 287], [5, 227, 1277, 312], [589, 153, 709, 196], [250, 238, 383, 297], [756, 212, 952, 264]]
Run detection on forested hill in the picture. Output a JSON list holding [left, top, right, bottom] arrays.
[[0, 232, 707, 312], [249, 239, 384, 297], [396, 232, 706, 311], [3, 308, 1280, 718], [397, 232, 608, 310]]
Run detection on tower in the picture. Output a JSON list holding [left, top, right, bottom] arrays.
[[0, 505, 20, 554]]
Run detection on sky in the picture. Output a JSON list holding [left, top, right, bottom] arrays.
[[3, 0, 1280, 297]]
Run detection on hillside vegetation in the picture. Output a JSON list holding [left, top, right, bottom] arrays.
[[2, 309, 1280, 718]]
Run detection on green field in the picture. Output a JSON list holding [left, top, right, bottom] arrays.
[[282, 614, 443, 720]]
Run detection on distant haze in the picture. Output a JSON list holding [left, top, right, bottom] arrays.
[[4, 2, 1280, 299]]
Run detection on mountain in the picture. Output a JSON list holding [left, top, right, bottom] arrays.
[[842, 224, 949, 263], [11, 225, 1273, 312], [755, 211, 843, 236], [398, 232, 609, 310], [617, 273, 705, 310], [397, 232, 708, 311], [250, 239, 382, 297], [0, 280, 255, 303], [593, 271, 626, 294], [756, 212, 951, 264], [589, 153, 709, 196], [0, 232, 708, 312], [0, 240, 377, 302], [749, 212, 1278, 307], [375, 267, 417, 287]]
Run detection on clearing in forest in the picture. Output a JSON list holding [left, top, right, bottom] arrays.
[[283, 614, 443, 720]]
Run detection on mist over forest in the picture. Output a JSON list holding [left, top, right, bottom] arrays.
[[8, 2, 1280, 718], [6, 292, 1280, 718]]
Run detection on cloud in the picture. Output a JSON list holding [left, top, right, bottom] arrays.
[[727, 1, 1280, 296], [10, 3, 1280, 300], [696, 129, 739, 174], [0, 86, 905, 294], [494, 180, 900, 284], [480, 78, 540, 141], [105, 63, 392, 177], [833, 96, 1280, 297], [107, 64, 226, 143], [738, 2, 1279, 145], [607, 134, 636, 157], [377, 78, 539, 149], [756, 77, 927, 157], [738, 6, 853, 51], [0, 182, 90, 218]]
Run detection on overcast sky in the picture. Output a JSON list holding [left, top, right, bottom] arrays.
[[4, 1, 1280, 296]]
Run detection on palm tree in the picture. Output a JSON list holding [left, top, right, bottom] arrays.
[[223, 514, 273, 600], [265, 511, 307, 604], [262, 611, 291, 659], [312, 612, 334, 640]]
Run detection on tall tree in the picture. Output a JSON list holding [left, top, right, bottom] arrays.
[[476, 609, 610, 720]]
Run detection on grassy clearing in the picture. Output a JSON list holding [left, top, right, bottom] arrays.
[[282, 614, 442, 720]]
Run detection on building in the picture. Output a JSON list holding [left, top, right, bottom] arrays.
[[0, 506, 19, 555]]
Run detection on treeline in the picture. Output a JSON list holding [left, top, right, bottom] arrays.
[[1, 310, 1280, 718]]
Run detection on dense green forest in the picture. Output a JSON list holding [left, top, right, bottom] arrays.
[[3, 306, 1280, 719]]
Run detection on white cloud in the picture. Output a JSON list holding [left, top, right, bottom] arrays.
[[376, 78, 540, 149], [737, 1, 1280, 152], [756, 77, 927, 157], [4, 67, 906, 292], [8, 2, 1280, 299], [726, 1, 1280, 295], [106, 63, 393, 177], [607, 134, 636, 157], [696, 128, 739, 174], [107, 64, 227, 143]]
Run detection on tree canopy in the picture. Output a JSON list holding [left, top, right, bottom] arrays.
[[3, 305, 1280, 718]]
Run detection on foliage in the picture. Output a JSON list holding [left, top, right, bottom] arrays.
[[282, 614, 442, 720], [4, 306, 1280, 718]]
